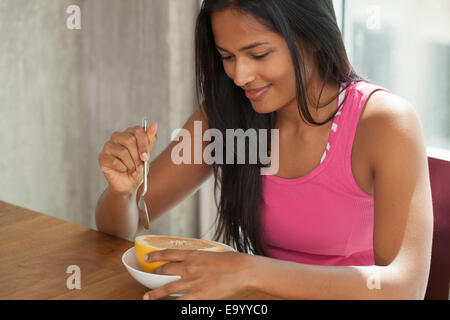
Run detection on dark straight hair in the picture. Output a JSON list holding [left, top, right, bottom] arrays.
[[194, 0, 367, 255]]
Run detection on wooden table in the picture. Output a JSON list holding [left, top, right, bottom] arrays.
[[0, 201, 278, 300]]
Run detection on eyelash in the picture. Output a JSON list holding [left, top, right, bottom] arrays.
[[221, 52, 271, 61]]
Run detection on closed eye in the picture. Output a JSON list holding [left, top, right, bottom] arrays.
[[221, 52, 271, 61]]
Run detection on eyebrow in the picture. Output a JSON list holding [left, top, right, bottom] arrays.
[[216, 41, 270, 53]]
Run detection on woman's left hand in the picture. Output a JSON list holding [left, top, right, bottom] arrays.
[[142, 249, 255, 300]]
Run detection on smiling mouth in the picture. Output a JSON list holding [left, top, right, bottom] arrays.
[[245, 84, 272, 100]]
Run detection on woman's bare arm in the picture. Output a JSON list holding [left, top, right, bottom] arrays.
[[134, 105, 213, 233], [96, 105, 213, 238]]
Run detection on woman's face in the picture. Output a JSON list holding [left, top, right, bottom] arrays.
[[211, 9, 316, 114]]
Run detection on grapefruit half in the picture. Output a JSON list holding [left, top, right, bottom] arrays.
[[134, 235, 225, 273]]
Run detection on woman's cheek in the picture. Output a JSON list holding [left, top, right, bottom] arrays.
[[223, 64, 232, 79]]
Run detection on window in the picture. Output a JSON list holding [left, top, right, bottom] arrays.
[[338, 0, 450, 152]]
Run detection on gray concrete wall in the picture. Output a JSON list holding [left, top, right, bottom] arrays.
[[0, 0, 202, 240]]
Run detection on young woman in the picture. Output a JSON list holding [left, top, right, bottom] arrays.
[[96, 0, 433, 300]]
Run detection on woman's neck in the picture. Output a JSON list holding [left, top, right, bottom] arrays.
[[275, 80, 340, 138]]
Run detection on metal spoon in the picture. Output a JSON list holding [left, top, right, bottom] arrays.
[[137, 119, 150, 230]]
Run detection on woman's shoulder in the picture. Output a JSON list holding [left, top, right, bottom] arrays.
[[358, 88, 424, 169], [361, 89, 420, 134]]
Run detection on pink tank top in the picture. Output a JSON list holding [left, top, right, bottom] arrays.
[[261, 80, 390, 266]]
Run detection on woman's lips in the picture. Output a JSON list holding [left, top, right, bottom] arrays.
[[245, 85, 272, 100]]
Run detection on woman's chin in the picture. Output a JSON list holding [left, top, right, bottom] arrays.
[[250, 102, 276, 114]]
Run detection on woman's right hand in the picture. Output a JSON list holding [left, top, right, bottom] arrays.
[[98, 123, 158, 196]]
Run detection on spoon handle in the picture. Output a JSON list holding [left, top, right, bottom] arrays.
[[142, 119, 149, 196]]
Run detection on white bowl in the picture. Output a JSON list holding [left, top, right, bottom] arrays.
[[122, 240, 236, 297]]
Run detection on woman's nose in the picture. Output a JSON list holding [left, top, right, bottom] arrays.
[[232, 60, 256, 88]]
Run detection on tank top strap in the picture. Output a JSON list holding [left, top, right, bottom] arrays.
[[332, 80, 391, 196]]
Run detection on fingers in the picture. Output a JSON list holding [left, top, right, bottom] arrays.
[[101, 123, 158, 174], [98, 151, 128, 173], [125, 123, 158, 162], [153, 261, 184, 276], [176, 292, 201, 300], [125, 126, 150, 162], [112, 131, 143, 173], [102, 140, 137, 174], [146, 123, 158, 153], [144, 249, 190, 263], [143, 279, 189, 300]]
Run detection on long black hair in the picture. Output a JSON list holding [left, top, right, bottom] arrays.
[[194, 0, 367, 255]]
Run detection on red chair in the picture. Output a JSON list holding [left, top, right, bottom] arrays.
[[425, 156, 450, 300]]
